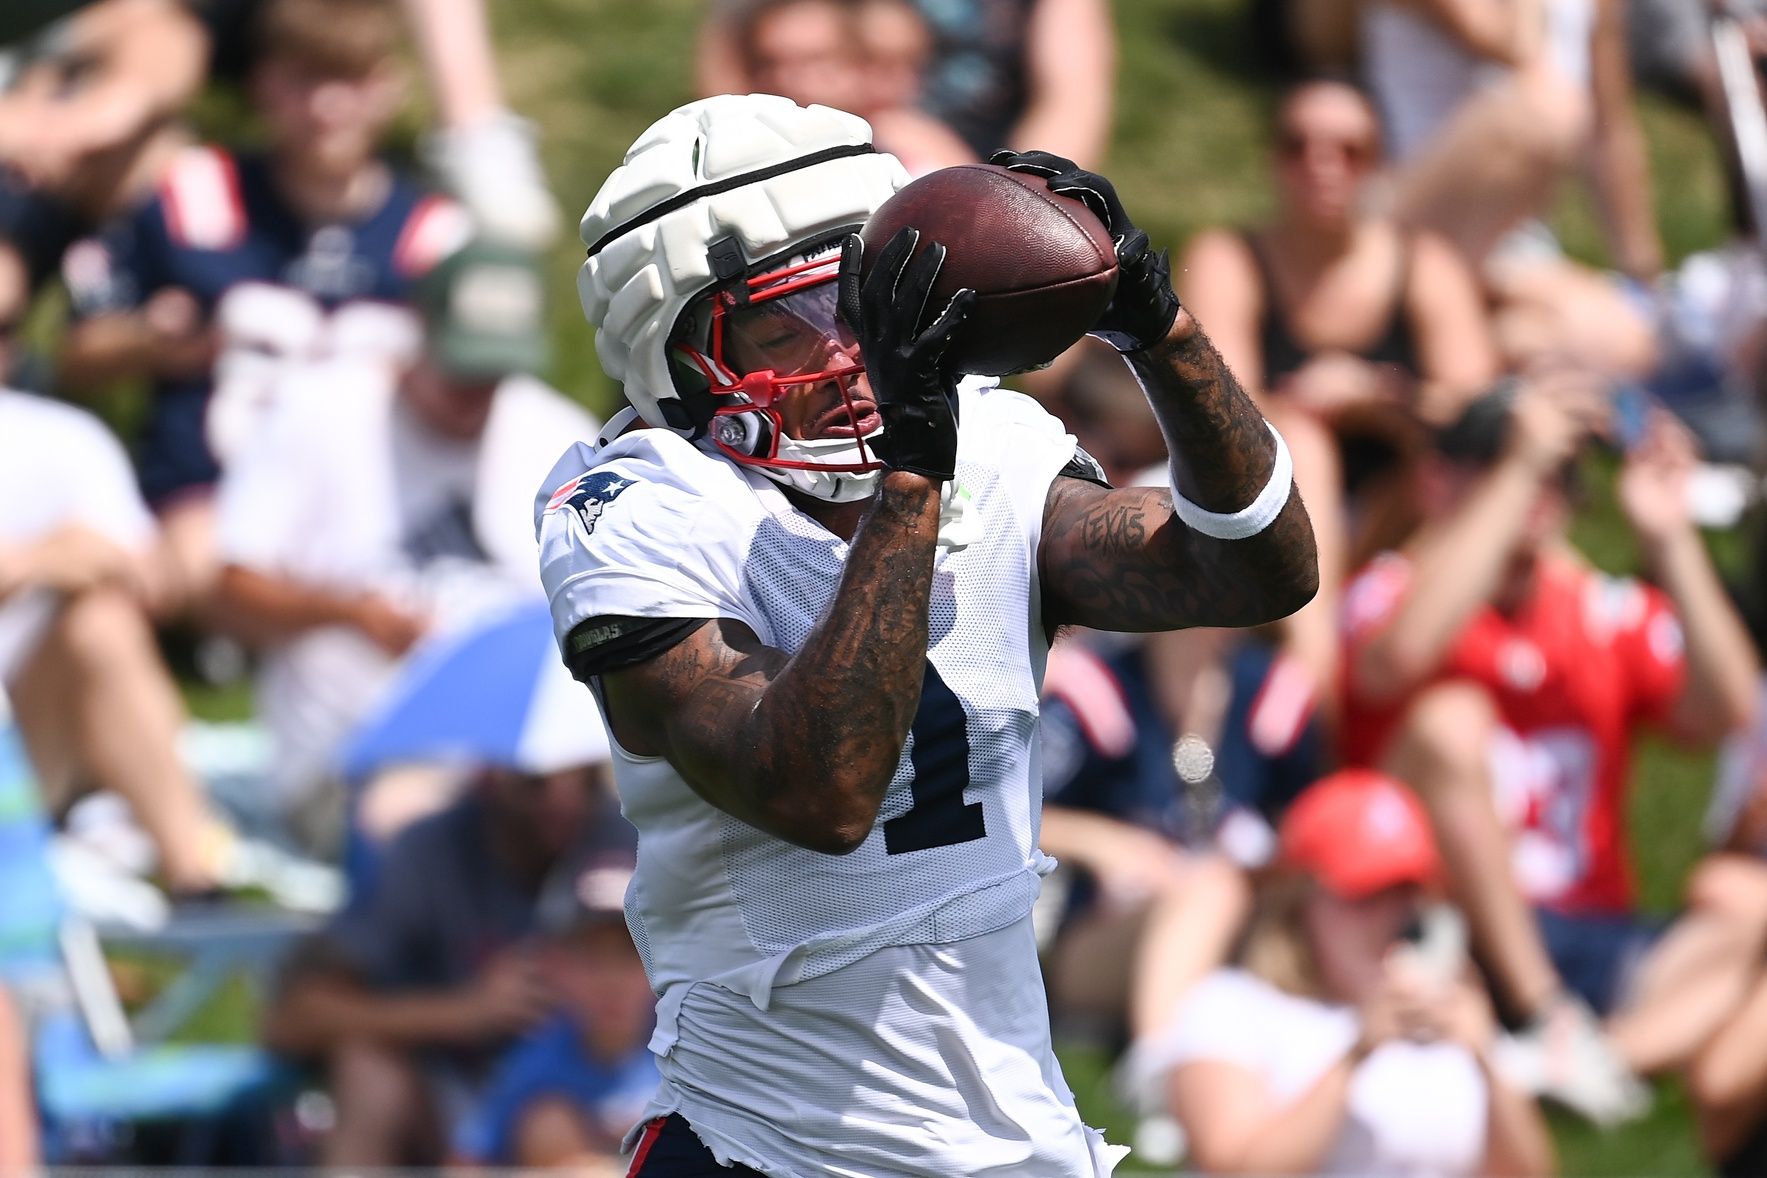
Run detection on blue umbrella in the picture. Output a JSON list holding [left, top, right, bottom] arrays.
[[339, 599, 610, 781]]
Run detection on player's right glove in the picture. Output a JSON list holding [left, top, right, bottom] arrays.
[[838, 229, 976, 482], [989, 149, 1181, 354]]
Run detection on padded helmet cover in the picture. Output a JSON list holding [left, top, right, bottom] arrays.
[[577, 94, 909, 434]]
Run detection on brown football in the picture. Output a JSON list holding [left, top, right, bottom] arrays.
[[859, 164, 1118, 376]]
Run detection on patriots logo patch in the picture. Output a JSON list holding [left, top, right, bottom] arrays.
[[546, 470, 634, 537]]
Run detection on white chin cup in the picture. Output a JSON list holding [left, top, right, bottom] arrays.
[[744, 429, 883, 503]]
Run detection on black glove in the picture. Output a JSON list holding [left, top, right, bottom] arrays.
[[838, 228, 975, 481], [990, 149, 1181, 354]]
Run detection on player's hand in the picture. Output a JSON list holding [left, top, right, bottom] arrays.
[[839, 229, 975, 482], [988, 149, 1181, 354]]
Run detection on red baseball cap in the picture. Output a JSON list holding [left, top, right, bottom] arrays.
[[1278, 769, 1441, 899]]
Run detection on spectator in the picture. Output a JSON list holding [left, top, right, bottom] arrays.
[[846, 0, 990, 175], [1360, 0, 1662, 380], [455, 856, 658, 1172], [0, 0, 206, 303], [260, 756, 632, 1166], [209, 240, 597, 856], [186, 0, 558, 248], [1709, 679, 1767, 860], [1625, 0, 1729, 106], [853, 0, 932, 112], [1624, 0, 1767, 256], [0, 985, 36, 1170], [1180, 78, 1500, 714], [0, 243, 233, 896], [1130, 769, 1555, 1178], [1342, 377, 1767, 1121], [1686, 939, 1767, 1176], [57, 0, 466, 610], [1683, 677, 1767, 1173], [1248, 0, 1361, 77], [1037, 634, 1261, 1047], [1636, 2, 1767, 136], [731, 0, 868, 122], [708, 0, 971, 176], [1181, 79, 1498, 431], [697, 0, 1115, 166]]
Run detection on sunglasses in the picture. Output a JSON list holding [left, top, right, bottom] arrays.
[[1277, 130, 1375, 167]]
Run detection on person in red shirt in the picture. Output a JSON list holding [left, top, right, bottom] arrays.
[[1340, 372, 1767, 1123]]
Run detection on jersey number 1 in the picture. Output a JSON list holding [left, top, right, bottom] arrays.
[[884, 661, 987, 854]]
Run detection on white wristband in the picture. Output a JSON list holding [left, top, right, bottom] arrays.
[[1171, 422, 1294, 540]]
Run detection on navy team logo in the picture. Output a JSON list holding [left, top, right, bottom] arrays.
[[545, 470, 634, 536]]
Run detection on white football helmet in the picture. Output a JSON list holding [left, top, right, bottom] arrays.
[[577, 94, 909, 501]]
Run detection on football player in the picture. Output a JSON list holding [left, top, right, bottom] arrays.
[[536, 94, 1318, 1175]]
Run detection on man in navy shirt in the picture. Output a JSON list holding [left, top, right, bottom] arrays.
[[455, 856, 658, 1171], [261, 759, 634, 1166], [58, 0, 463, 610]]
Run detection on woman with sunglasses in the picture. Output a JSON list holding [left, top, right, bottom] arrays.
[[1164, 79, 1497, 738], [1182, 78, 1497, 440]]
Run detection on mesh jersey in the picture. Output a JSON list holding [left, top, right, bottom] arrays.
[[535, 382, 1076, 1007], [1340, 552, 1686, 914]]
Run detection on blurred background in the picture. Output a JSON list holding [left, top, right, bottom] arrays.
[[5, 0, 1767, 1174]]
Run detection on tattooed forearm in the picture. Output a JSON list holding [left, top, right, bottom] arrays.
[[606, 473, 942, 853], [747, 476, 938, 810], [1042, 312, 1318, 632], [1128, 311, 1279, 509]]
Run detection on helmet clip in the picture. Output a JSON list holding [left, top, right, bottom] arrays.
[[707, 236, 749, 302]]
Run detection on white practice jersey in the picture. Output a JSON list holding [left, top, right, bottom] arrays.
[[536, 382, 1122, 1175]]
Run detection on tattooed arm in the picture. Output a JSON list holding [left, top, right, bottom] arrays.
[[598, 476, 942, 856], [984, 151, 1317, 633], [1040, 309, 1319, 632], [588, 227, 974, 854]]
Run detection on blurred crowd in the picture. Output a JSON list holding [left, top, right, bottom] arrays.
[[7, 0, 1767, 1173]]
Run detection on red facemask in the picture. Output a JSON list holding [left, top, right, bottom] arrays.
[[675, 254, 883, 475]]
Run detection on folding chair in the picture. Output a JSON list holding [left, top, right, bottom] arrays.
[[0, 698, 307, 1162]]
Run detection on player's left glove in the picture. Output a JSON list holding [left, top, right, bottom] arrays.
[[839, 229, 976, 482], [989, 149, 1181, 354]]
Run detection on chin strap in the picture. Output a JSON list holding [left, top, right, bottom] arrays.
[[595, 406, 645, 447]]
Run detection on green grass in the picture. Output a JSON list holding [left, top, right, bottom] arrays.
[[159, 2, 1747, 1172]]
